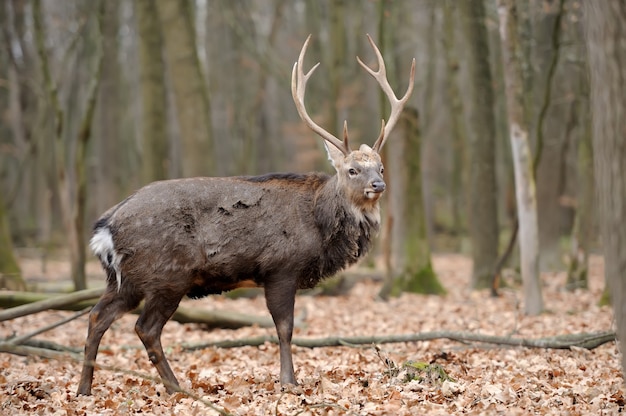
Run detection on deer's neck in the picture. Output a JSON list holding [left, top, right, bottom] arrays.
[[317, 175, 381, 227], [311, 176, 380, 276]]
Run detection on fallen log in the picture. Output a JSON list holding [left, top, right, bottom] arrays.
[[170, 307, 273, 328], [0, 289, 274, 328], [0, 342, 80, 361], [0, 288, 104, 321]]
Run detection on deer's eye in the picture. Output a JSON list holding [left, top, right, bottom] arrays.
[[380, 167, 384, 175], [348, 168, 358, 177]]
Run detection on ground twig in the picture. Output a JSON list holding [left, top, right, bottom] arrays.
[[182, 330, 616, 351]]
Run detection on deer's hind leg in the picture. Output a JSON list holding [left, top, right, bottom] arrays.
[[134, 289, 185, 393], [77, 287, 141, 396]]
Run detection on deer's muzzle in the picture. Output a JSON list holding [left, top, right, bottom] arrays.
[[371, 181, 386, 193]]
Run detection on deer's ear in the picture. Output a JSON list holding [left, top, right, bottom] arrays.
[[324, 142, 345, 172]]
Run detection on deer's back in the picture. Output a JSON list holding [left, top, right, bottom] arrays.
[[95, 173, 355, 297]]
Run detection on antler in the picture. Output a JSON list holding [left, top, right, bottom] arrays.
[[292, 35, 350, 156], [357, 34, 416, 153]]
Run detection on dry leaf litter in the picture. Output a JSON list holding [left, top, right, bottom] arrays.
[[0, 254, 623, 415]]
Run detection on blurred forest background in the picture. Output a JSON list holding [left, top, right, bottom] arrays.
[[0, 0, 596, 299]]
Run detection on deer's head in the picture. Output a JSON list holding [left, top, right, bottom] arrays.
[[291, 34, 415, 208]]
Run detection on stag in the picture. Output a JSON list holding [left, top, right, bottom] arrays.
[[76, 34, 415, 396]]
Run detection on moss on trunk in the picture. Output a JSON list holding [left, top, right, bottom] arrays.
[[0, 196, 24, 290], [389, 261, 446, 296]]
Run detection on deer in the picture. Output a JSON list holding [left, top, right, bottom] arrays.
[[76, 34, 415, 396]]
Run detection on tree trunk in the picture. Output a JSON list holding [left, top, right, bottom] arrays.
[[215, 1, 266, 175], [419, 3, 437, 247], [0, 192, 24, 291], [532, 0, 569, 272], [329, 0, 347, 137], [72, 4, 104, 293], [380, 109, 445, 298], [0, 4, 22, 290], [442, 1, 468, 239], [1, 0, 41, 241], [94, 0, 123, 213], [157, 0, 214, 177], [566, 93, 593, 291], [583, 1, 626, 377], [33, 0, 104, 291], [458, 0, 499, 289], [136, 0, 169, 182], [497, 0, 543, 315], [252, 0, 286, 174]]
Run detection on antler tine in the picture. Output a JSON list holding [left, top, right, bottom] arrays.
[[357, 34, 416, 152], [292, 35, 350, 156], [374, 119, 386, 149]]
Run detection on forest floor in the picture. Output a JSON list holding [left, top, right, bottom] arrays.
[[0, 253, 623, 415]]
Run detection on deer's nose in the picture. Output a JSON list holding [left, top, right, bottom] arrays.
[[371, 180, 386, 193]]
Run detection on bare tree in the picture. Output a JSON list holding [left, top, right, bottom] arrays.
[[530, 0, 570, 272], [366, 2, 442, 297], [94, 0, 123, 214], [206, 1, 286, 175], [458, 0, 499, 289], [0, 2, 23, 289], [497, 0, 543, 315], [0, 192, 24, 290], [156, 0, 214, 177], [136, 0, 169, 182], [328, 0, 347, 137], [381, 108, 445, 297], [584, 1, 626, 375], [566, 27, 593, 291], [441, 1, 468, 238], [33, 0, 104, 291], [1, 0, 46, 245]]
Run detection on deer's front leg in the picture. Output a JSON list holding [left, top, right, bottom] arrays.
[[264, 276, 297, 386]]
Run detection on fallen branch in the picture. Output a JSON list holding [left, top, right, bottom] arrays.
[[170, 308, 274, 328], [6, 306, 91, 345], [0, 342, 81, 361], [0, 288, 104, 321], [0, 289, 274, 328], [9, 338, 81, 353], [182, 330, 616, 351]]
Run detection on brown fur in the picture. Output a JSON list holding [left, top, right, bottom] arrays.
[[77, 163, 384, 395]]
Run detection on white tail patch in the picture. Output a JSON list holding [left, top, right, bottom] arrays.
[[90, 227, 123, 291]]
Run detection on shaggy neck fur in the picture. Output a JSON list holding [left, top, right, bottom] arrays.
[[298, 175, 380, 289]]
